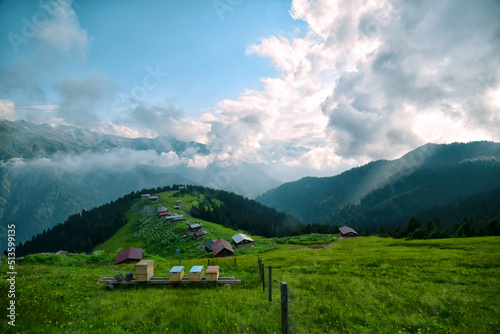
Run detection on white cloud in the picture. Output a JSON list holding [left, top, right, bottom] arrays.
[[292, 0, 500, 162], [13, 0, 499, 177], [5, 148, 182, 174], [37, 0, 92, 57], [55, 72, 117, 126], [98, 122, 148, 139], [65, 0, 497, 175], [0, 100, 17, 121]]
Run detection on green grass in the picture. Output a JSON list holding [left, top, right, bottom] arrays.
[[5, 192, 499, 333], [2, 236, 499, 333]]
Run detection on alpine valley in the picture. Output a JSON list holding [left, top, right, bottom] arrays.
[[2, 119, 500, 247]]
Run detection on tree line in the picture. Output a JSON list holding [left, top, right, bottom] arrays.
[[372, 216, 500, 239], [186, 185, 303, 237]]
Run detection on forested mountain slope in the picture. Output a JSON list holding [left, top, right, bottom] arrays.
[[257, 141, 500, 230]]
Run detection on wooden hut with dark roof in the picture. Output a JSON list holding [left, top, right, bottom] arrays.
[[339, 226, 359, 237], [232, 233, 254, 249], [203, 240, 216, 253], [212, 238, 234, 258], [193, 229, 208, 240], [114, 247, 143, 265]]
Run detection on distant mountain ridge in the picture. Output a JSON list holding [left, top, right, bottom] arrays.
[[256, 141, 500, 231], [0, 119, 208, 160], [0, 119, 281, 245]]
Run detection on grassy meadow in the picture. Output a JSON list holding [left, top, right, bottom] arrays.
[[1, 236, 499, 333]]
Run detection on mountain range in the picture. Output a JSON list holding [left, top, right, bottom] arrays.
[[256, 141, 500, 232], [2, 119, 500, 246], [0, 119, 280, 244]]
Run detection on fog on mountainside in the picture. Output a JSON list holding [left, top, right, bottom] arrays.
[[2, 119, 500, 246], [0, 120, 280, 245]]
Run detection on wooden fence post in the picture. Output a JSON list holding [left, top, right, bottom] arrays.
[[108, 259, 112, 267], [83, 254, 87, 267], [258, 257, 262, 276], [281, 282, 289, 334], [268, 266, 272, 303], [261, 262, 265, 292], [179, 259, 181, 265]]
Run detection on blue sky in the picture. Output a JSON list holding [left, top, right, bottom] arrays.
[[0, 0, 304, 115], [1, 0, 500, 181]]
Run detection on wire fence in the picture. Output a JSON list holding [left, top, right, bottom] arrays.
[[258, 257, 298, 334]]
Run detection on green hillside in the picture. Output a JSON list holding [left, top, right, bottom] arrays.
[[93, 190, 278, 258], [1, 236, 499, 333], [15, 185, 303, 257]]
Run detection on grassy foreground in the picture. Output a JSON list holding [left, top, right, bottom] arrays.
[[1, 236, 499, 333]]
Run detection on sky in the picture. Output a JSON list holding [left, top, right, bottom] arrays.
[[1, 0, 500, 182]]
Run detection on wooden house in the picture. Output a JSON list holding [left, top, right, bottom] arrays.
[[232, 233, 254, 249], [212, 238, 234, 258], [115, 247, 143, 265], [339, 226, 359, 237], [55, 250, 68, 256], [157, 205, 168, 213], [193, 229, 208, 240], [203, 240, 216, 253], [188, 222, 203, 232], [165, 214, 184, 222], [175, 200, 183, 206]]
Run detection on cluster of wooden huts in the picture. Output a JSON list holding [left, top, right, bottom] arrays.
[[157, 204, 186, 222], [201, 233, 254, 257], [141, 193, 161, 202], [128, 194, 256, 259], [188, 222, 208, 240]]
